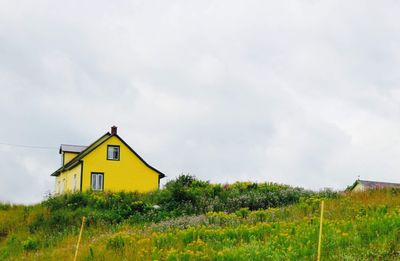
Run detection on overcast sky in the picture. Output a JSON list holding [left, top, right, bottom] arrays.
[[1, 1, 400, 204]]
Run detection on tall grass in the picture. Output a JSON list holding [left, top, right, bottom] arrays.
[[5, 177, 400, 260]]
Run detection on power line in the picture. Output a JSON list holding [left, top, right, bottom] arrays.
[[0, 142, 57, 150]]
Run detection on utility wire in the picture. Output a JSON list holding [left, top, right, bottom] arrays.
[[0, 142, 57, 150]]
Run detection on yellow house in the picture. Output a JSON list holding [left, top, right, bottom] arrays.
[[51, 126, 165, 194]]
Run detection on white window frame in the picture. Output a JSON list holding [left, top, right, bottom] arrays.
[[91, 173, 104, 191], [107, 145, 120, 160]]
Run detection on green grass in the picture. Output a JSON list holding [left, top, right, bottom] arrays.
[[1, 181, 400, 260]]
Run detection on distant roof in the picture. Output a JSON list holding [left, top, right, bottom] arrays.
[[59, 144, 87, 154], [352, 179, 400, 190]]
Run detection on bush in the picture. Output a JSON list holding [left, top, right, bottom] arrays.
[[0, 203, 11, 210], [22, 237, 39, 251], [33, 175, 336, 230], [236, 208, 250, 219]]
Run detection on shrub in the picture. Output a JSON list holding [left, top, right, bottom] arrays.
[[250, 210, 267, 223], [161, 175, 209, 208], [0, 203, 11, 210], [236, 208, 250, 219], [22, 237, 39, 251], [131, 201, 148, 213], [33, 175, 335, 230]]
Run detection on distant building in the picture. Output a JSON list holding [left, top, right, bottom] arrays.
[[349, 179, 400, 192], [51, 126, 165, 194]]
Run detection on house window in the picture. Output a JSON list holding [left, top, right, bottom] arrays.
[[61, 179, 65, 193], [91, 173, 104, 191], [107, 145, 120, 160], [73, 174, 77, 192]]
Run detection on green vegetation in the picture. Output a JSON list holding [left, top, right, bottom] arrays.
[[1, 175, 400, 260], [27, 175, 323, 233]]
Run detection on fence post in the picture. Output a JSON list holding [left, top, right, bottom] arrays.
[[317, 201, 324, 261], [74, 216, 86, 261]]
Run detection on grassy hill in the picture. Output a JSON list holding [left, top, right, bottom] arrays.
[[1, 176, 400, 260]]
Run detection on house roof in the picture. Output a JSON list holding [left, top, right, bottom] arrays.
[[59, 144, 87, 154], [51, 132, 166, 179], [350, 179, 400, 190]]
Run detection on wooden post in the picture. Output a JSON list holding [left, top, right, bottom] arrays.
[[74, 216, 86, 261], [317, 201, 324, 261]]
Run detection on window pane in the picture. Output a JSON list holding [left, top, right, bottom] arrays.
[[99, 175, 103, 190], [91, 174, 96, 189], [108, 148, 113, 159], [113, 147, 119, 159]]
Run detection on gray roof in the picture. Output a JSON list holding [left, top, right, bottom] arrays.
[[59, 144, 87, 154], [52, 132, 166, 179], [355, 179, 400, 189]]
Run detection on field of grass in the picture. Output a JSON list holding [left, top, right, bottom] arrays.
[[1, 177, 400, 260]]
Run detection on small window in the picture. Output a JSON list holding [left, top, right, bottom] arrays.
[[73, 174, 77, 192], [61, 179, 65, 193], [107, 145, 120, 160], [91, 173, 104, 191]]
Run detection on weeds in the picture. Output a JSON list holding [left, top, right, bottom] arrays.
[[6, 176, 400, 260], [22, 237, 39, 251]]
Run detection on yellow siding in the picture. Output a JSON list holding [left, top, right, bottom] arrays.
[[81, 136, 159, 193], [352, 184, 365, 192], [55, 163, 82, 193], [63, 152, 79, 165]]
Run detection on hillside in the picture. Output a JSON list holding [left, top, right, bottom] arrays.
[[1, 176, 400, 260]]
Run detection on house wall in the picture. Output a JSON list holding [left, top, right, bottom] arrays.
[[80, 136, 159, 193], [63, 152, 79, 165], [352, 184, 365, 192], [55, 163, 82, 193]]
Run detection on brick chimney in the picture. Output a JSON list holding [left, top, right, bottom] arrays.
[[111, 126, 117, 135]]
